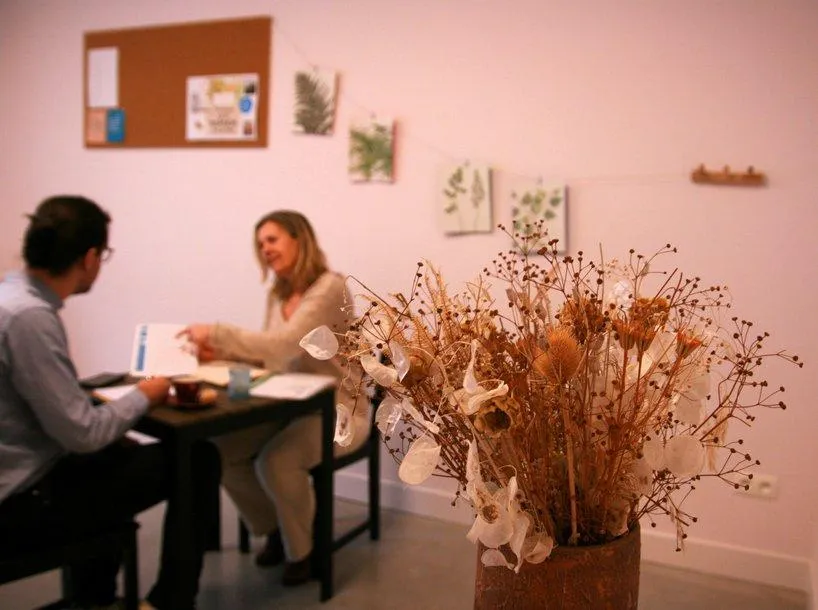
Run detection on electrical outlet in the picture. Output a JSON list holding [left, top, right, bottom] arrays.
[[735, 473, 779, 499]]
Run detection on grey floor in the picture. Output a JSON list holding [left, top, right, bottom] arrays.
[[0, 499, 809, 610]]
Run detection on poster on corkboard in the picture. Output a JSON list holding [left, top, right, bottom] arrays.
[[186, 73, 260, 141], [83, 16, 271, 148]]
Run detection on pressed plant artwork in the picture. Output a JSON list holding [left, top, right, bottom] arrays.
[[348, 117, 395, 183], [292, 69, 338, 135], [509, 179, 567, 254], [301, 225, 802, 572], [440, 161, 493, 234]]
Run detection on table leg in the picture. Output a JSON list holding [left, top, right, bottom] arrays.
[[316, 392, 335, 602], [168, 436, 195, 609], [205, 473, 222, 551]]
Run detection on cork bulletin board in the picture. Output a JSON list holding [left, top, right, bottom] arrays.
[[83, 16, 272, 148]]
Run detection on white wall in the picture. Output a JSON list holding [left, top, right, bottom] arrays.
[[2, 0, 817, 595]]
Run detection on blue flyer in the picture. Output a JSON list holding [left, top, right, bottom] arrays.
[[106, 108, 125, 143]]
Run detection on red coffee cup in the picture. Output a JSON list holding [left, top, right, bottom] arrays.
[[172, 375, 202, 404]]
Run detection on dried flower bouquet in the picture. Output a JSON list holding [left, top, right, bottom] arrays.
[[300, 225, 802, 572]]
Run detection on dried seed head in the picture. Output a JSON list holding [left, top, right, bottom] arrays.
[[676, 330, 704, 359], [558, 297, 606, 343], [533, 326, 582, 384], [474, 396, 520, 437]]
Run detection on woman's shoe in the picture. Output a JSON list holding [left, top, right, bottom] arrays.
[[255, 530, 285, 567], [282, 554, 312, 587]]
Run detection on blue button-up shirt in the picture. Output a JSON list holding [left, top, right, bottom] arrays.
[[0, 271, 149, 502]]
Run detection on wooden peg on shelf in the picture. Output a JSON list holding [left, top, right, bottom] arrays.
[[691, 164, 767, 187]]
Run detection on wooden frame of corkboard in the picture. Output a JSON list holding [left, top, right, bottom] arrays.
[[83, 16, 271, 148]]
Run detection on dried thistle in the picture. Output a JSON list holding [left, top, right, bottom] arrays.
[[532, 326, 582, 384]]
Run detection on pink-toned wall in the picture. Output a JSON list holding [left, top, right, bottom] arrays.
[[2, 0, 816, 594]]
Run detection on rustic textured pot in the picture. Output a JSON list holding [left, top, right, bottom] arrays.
[[474, 524, 641, 610]]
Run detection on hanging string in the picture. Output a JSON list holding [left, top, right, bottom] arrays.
[[272, 20, 685, 187], [498, 168, 683, 187], [272, 21, 317, 73]]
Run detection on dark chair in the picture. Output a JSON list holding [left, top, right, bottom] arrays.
[[237, 394, 382, 602], [0, 520, 140, 610]]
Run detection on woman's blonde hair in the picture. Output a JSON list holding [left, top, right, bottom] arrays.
[[254, 210, 328, 299]]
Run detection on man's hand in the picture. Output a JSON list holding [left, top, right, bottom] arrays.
[[137, 377, 171, 407]]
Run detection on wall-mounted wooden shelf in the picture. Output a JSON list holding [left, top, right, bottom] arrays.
[[690, 164, 767, 187]]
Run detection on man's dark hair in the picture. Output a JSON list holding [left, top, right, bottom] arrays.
[[22, 195, 110, 275]]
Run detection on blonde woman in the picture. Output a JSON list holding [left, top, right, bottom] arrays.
[[181, 210, 370, 586]]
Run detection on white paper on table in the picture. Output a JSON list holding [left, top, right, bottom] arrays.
[[130, 323, 198, 377], [92, 384, 138, 402], [125, 430, 160, 445], [87, 47, 119, 108], [196, 361, 269, 387], [250, 373, 337, 400]]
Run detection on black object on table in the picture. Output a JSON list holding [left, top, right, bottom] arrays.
[[79, 371, 128, 389]]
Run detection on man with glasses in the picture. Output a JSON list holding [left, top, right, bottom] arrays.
[[0, 195, 220, 610]]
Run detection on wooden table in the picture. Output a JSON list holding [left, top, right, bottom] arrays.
[[132, 387, 337, 606]]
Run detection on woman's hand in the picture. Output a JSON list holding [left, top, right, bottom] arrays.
[[178, 324, 216, 362], [179, 324, 213, 346], [196, 343, 217, 363]]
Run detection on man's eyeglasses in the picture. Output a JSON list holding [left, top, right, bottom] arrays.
[[100, 247, 115, 263]]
